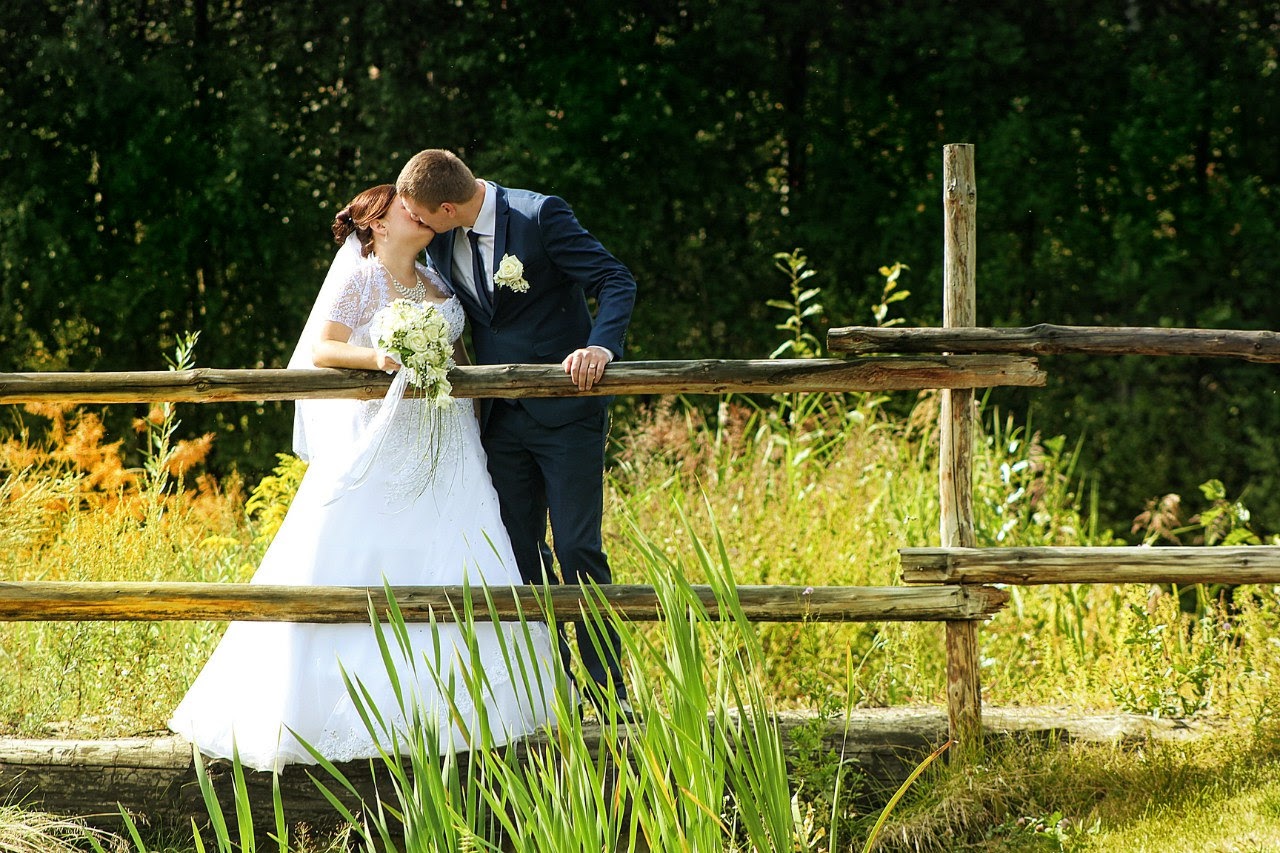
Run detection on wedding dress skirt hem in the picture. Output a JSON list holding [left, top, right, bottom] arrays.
[[169, 616, 558, 773]]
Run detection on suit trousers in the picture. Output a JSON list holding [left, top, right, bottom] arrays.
[[481, 401, 626, 697]]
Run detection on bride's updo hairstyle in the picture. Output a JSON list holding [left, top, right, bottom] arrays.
[[332, 184, 396, 257]]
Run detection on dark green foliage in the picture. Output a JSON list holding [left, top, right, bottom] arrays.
[[4, 1, 1279, 529]]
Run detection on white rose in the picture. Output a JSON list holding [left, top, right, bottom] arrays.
[[430, 378, 453, 406], [494, 254, 530, 292], [497, 254, 522, 278], [404, 328, 430, 352]]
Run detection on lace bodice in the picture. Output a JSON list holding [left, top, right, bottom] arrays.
[[324, 258, 465, 348], [310, 257, 472, 499]]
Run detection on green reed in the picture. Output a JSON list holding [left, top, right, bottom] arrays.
[[183, 509, 892, 852]]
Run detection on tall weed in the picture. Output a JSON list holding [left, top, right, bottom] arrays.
[[0, 337, 240, 737], [187, 515, 897, 852]]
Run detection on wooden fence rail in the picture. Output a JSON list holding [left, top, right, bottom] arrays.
[[0, 356, 1044, 404], [827, 324, 1280, 362], [900, 546, 1280, 586], [0, 581, 1009, 623]]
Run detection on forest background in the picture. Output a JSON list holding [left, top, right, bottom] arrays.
[[3, 0, 1279, 536]]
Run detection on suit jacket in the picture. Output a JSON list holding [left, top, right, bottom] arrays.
[[427, 184, 637, 428]]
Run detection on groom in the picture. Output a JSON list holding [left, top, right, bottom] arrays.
[[396, 149, 637, 713]]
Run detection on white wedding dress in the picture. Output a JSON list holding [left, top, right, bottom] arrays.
[[170, 238, 559, 772]]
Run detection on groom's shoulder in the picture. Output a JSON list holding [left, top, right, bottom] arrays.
[[500, 185, 557, 212]]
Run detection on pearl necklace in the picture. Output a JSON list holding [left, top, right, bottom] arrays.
[[382, 262, 427, 302]]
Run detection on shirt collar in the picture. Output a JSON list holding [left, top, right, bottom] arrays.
[[469, 181, 496, 239]]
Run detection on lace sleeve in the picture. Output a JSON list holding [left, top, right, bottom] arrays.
[[288, 234, 370, 462], [321, 264, 377, 329]]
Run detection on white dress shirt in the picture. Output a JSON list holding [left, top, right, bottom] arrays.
[[453, 181, 497, 302]]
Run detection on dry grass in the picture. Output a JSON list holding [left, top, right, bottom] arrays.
[[0, 802, 116, 852], [868, 721, 1280, 852]]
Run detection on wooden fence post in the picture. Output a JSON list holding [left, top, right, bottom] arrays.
[[939, 143, 982, 749]]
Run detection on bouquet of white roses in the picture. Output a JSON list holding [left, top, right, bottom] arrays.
[[370, 299, 455, 407]]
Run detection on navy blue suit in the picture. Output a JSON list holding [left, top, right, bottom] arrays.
[[427, 184, 636, 695]]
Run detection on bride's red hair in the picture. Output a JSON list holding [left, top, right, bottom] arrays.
[[332, 184, 396, 257]]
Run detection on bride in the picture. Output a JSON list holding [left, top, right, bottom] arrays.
[[169, 184, 560, 772]]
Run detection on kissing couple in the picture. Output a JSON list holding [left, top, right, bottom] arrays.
[[170, 149, 638, 771]]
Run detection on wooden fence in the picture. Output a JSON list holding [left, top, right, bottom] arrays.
[[5, 143, 1280, 760]]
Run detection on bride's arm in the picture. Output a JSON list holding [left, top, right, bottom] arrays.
[[312, 321, 400, 372]]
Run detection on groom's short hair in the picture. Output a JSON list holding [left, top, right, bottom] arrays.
[[397, 149, 478, 210]]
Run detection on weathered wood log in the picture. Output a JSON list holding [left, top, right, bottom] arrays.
[[939, 143, 983, 749], [0, 734, 598, 839], [0, 356, 1045, 404], [828, 324, 1280, 362], [900, 546, 1280, 585], [0, 708, 1212, 834], [0, 582, 1008, 623]]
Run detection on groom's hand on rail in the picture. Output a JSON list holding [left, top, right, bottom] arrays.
[[563, 346, 613, 391]]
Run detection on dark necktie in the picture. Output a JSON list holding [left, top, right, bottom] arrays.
[[468, 229, 492, 313]]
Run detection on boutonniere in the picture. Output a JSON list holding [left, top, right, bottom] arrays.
[[493, 254, 530, 293]]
